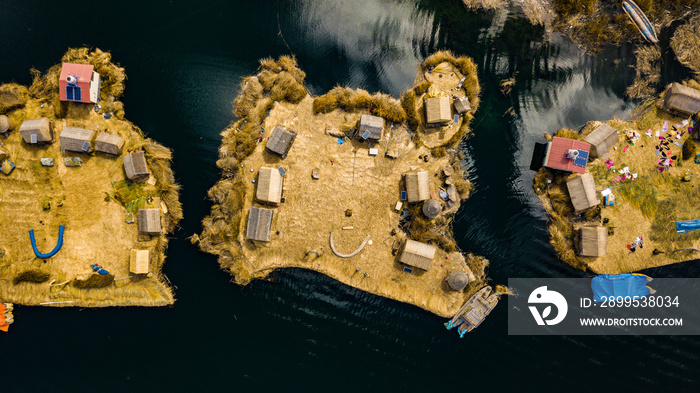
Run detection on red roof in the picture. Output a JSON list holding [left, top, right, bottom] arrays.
[[544, 137, 591, 174], [59, 63, 94, 83]]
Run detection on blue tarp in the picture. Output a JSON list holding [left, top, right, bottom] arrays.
[[676, 219, 700, 233], [29, 225, 65, 259], [591, 273, 651, 302]]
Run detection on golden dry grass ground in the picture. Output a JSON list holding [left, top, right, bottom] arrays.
[[536, 102, 700, 274], [0, 49, 180, 307], [199, 54, 487, 318]]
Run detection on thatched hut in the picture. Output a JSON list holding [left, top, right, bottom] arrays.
[[256, 166, 283, 204], [422, 199, 442, 218], [266, 125, 297, 158], [60, 126, 96, 153], [662, 83, 700, 116], [453, 96, 471, 115], [138, 208, 162, 235], [246, 206, 273, 242], [123, 151, 150, 182], [0, 115, 9, 133], [94, 132, 125, 155], [129, 249, 150, 274], [357, 114, 384, 140], [566, 173, 600, 213], [583, 124, 618, 158], [19, 118, 53, 144], [578, 226, 607, 257], [405, 170, 430, 203], [425, 96, 451, 124], [399, 239, 436, 271], [447, 271, 470, 290]]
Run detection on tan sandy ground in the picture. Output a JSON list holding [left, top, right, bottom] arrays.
[[220, 97, 484, 317], [538, 104, 700, 274], [0, 104, 175, 307]]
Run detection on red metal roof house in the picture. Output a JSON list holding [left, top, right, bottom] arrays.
[[543, 137, 591, 174], [59, 63, 101, 104]]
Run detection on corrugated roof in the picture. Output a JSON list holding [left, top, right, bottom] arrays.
[[246, 207, 273, 242], [405, 171, 430, 203], [130, 249, 150, 274], [138, 209, 161, 234], [95, 132, 125, 155], [425, 96, 451, 124], [579, 226, 607, 257], [59, 63, 94, 83], [266, 125, 297, 158], [583, 124, 618, 158], [566, 173, 600, 212], [358, 114, 384, 140], [544, 137, 591, 173], [399, 239, 436, 270], [256, 167, 283, 204], [664, 83, 700, 116], [124, 151, 150, 181]]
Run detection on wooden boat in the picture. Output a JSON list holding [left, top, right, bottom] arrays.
[[444, 286, 500, 337], [622, 0, 658, 44]]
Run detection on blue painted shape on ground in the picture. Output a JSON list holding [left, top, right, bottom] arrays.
[[676, 219, 700, 233], [29, 225, 65, 259], [591, 273, 651, 302], [278, 167, 286, 176], [337, 138, 345, 145], [454, 114, 459, 123]]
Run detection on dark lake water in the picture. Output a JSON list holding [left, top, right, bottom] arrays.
[[1, 0, 699, 391]]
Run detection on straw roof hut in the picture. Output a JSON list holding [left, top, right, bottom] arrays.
[[422, 199, 442, 218], [256, 166, 283, 204], [94, 132, 125, 155], [453, 96, 471, 115], [578, 226, 607, 257], [447, 271, 470, 290], [123, 151, 150, 182], [0, 115, 9, 133], [60, 126, 95, 153], [425, 96, 451, 124], [138, 208, 162, 235], [358, 114, 384, 140], [246, 206, 273, 242], [266, 125, 297, 158], [663, 83, 700, 116], [19, 118, 53, 144], [405, 170, 430, 203], [0, 146, 8, 162], [583, 124, 618, 158], [566, 173, 600, 213], [129, 249, 150, 274], [399, 239, 436, 270]]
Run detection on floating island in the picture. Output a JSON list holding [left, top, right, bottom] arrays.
[[532, 80, 700, 274], [0, 48, 182, 309], [195, 52, 501, 321]]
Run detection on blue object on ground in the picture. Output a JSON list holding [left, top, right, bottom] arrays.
[[676, 219, 700, 233], [574, 150, 589, 167], [591, 273, 651, 302], [403, 267, 413, 274], [337, 138, 345, 145], [400, 191, 407, 200], [29, 225, 65, 259], [278, 167, 286, 176], [97, 269, 110, 275], [454, 114, 459, 123]]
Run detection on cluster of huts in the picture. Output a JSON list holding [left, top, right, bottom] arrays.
[[6, 63, 158, 276], [424, 95, 471, 127]]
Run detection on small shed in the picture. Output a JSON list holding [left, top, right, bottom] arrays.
[[583, 124, 618, 158], [60, 126, 95, 153], [422, 199, 442, 218], [566, 173, 600, 212], [399, 239, 436, 271], [256, 166, 284, 204], [425, 96, 451, 124], [543, 137, 591, 174], [246, 206, 273, 242], [138, 208, 162, 235], [123, 151, 150, 182], [453, 96, 471, 114], [0, 115, 9, 133], [59, 63, 101, 104], [663, 82, 700, 116], [447, 271, 470, 291], [579, 226, 607, 257], [19, 118, 53, 144], [95, 132, 125, 155], [266, 125, 297, 158], [129, 249, 150, 274], [357, 114, 384, 140], [405, 170, 430, 203]]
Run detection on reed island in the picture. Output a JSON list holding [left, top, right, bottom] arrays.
[[0, 48, 182, 309], [532, 79, 700, 274], [195, 51, 500, 325]]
